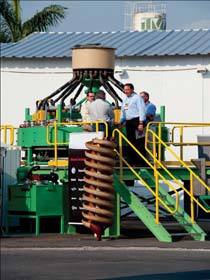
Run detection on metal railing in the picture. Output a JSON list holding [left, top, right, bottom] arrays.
[[146, 122, 210, 163], [145, 125, 210, 222], [112, 128, 179, 224], [46, 120, 109, 166], [0, 125, 16, 145]]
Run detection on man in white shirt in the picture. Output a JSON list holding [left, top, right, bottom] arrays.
[[80, 91, 95, 131], [81, 91, 95, 121]]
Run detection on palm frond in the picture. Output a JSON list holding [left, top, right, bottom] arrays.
[[22, 5, 67, 36], [0, 0, 21, 42], [11, 0, 21, 24], [0, 15, 12, 42]]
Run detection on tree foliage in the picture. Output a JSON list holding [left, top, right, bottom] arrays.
[[0, 0, 67, 42]]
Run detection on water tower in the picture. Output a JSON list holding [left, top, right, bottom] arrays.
[[124, 1, 166, 31]]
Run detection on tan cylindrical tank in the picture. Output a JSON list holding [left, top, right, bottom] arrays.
[[72, 45, 116, 70]]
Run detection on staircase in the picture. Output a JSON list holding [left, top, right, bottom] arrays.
[[114, 173, 206, 242], [111, 127, 210, 242]]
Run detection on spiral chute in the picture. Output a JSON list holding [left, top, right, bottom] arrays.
[[82, 138, 116, 240]]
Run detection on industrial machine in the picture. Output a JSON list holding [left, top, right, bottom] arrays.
[[1, 45, 210, 241]]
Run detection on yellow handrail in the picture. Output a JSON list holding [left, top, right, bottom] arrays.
[[171, 124, 210, 161], [0, 125, 15, 145], [46, 121, 109, 166], [171, 124, 210, 146], [146, 122, 210, 162], [112, 128, 179, 223], [145, 128, 210, 222]]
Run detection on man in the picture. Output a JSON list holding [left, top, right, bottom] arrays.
[[81, 91, 95, 122], [119, 83, 146, 166], [80, 91, 95, 131], [139, 91, 156, 123], [139, 91, 157, 163], [89, 90, 114, 138]]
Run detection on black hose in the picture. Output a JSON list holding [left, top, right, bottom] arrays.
[[88, 70, 93, 92], [60, 71, 83, 107], [73, 84, 84, 101], [60, 82, 79, 107], [26, 166, 40, 180], [105, 80, 122, 103], [53, 84, 75, 104], [38, 80, 75, 110], [99, 72, 119, 107], [107, 74, 124, 92]]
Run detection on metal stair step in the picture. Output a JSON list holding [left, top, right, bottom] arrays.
[[171, 232, 202, 236], [174, 213, 185, 218], [164, 204, 174, 207], [162, 222, 192, 227], [159, 195, 167, 199]]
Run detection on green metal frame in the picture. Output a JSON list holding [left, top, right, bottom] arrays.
[[105, 171, 206, 242], [6, 183, 67, 236]]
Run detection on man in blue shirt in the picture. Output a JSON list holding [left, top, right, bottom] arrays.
[[119, 83, 146, 166], [139, 91, 156, 123], [139, 91, 157, 162]]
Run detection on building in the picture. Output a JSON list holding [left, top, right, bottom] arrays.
[[1, 29, 210, 160]]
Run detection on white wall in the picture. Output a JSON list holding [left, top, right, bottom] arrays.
[[1, 55, 210, 159], [118, 55, 210, 123], [1, 58, 72, 126]]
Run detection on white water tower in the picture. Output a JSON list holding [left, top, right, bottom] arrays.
[[124, 1, 166, 31]]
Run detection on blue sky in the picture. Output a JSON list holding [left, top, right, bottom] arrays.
[[21, 1, 210, 32]]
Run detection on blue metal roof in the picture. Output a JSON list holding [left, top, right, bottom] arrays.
[[1, 29, 210, 58]]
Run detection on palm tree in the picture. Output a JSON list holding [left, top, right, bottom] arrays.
[[0, 0, 67, 42]]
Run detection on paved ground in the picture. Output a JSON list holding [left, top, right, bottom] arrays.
[[1, 221, 210, 280], [1, 247, 210, 280], [1, 233, 210, 280]]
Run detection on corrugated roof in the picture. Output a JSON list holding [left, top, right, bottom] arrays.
[[1, 29, 210, 58]]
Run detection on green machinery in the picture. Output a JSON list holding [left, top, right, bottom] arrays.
[[1, 45, 210, 241]]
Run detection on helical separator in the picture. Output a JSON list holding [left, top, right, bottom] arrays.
[[82, 138, 116, 240]]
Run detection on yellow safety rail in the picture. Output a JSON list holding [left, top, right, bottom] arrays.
[[46, 121, 109, 167], [145, 127, 210, 222], [171, 123, 210, 162], [0, 125, 15, 145], [112, 128, 179, 224], [147, 122, 210, 163]]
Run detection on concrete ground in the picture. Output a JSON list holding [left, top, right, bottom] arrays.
[[2, 221, 210, 280], [2, 231, 210, 280]]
